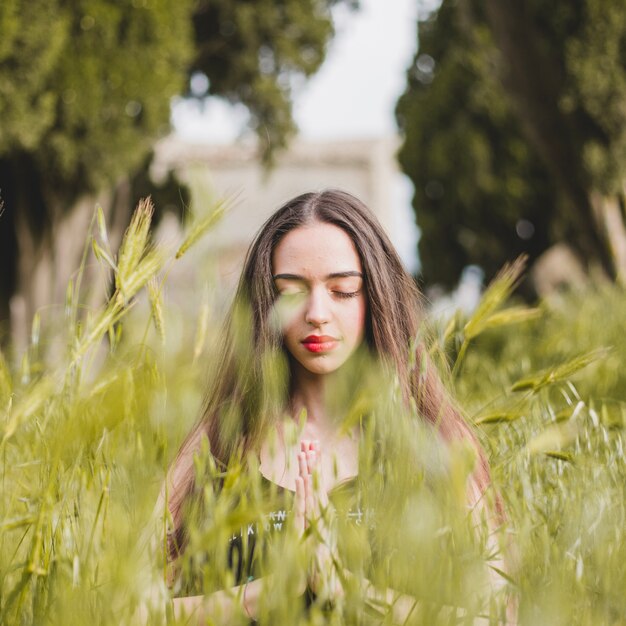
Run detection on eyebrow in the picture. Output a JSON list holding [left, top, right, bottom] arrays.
[[272, 271, 363, 281]]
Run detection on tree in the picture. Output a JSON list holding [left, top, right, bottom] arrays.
[[190, 0, 350, 161], [0, 0, 352, 346], [397, 0, 626, 291]]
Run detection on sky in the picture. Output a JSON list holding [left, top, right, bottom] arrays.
[[172, 0, 422, 271], [294, 0, 419, 139]]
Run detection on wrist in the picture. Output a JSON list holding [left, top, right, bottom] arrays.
[[242, 576, 255, 621], [308, 554, 345, 604]]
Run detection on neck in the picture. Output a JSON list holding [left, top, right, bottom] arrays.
[[289, 364, 342, 437]]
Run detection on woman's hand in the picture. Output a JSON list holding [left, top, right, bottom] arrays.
[[295, 440, 345, 604]]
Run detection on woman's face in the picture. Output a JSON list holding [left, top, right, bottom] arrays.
[[272, 221, 367, 376]]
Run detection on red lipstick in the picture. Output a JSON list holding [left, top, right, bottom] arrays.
[[302, 335, 338, 353]]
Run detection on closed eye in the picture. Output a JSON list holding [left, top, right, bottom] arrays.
[[279, 290, 306, 297], [333, 290, 360, 299]]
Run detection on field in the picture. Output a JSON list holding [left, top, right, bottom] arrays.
[[0, 202, 624, 625]]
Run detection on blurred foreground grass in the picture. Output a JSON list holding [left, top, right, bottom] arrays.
[[0, 201, 624, 625]]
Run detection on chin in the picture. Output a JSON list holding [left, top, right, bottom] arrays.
[[299, 357, 342, 376], [311, 366, 340, 376]]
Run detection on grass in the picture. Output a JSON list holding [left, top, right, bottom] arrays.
[[0, 200, 624, 624]]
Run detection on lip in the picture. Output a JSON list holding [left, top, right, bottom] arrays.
[[301, 335, 339, 353]]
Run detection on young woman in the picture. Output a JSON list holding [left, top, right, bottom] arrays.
[[158, 189, 504, 624]]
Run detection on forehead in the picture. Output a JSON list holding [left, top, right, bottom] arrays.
[[272, 222, 362, 276]]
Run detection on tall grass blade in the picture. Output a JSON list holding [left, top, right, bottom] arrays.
[[463, 256, 528, 341], [148, 279, 165, 342], [511, 348, 610, 392], [116, 198, 156, 301], [1, 377, 54, 446], [452, 256, 528, 376], [175, 198, 228, 259]]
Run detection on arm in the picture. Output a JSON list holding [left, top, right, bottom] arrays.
[[155, 464, 309, 625], [356, 576, 502, 626], [168, 463, 311, 624], [137, 574, 278, 625], [170, 575, 274, 624], [140, 485, 280, 625], [467, 479, 518, 624]]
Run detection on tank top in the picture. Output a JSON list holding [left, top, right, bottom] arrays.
[[227, 474, 370, 585]]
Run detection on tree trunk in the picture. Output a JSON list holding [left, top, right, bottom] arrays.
[[0, 156, 133, 360], [591, 192, 626, 285], [481, 0, 616, 278], [0, 148, 187, 358]]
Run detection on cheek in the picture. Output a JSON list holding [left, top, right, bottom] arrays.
[[351, 298, 368, 340], [273, 297, 305, 333]]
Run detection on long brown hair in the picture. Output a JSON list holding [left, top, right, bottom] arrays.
[[166, 189, 491, 561]]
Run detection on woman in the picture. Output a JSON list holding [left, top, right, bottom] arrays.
[[159, 190, 504, 624]]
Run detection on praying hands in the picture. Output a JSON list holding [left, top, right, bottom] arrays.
[[293, 440, 345, 605]]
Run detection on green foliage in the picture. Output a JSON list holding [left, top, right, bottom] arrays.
[[0, 198, 226, 624], [0, 1, 68, 152], [0, 0, 351, 197], [566, 1, 626, 191], [396, 2, 556, 288], [0, 0, 193, 195], [430, 269, 626, 624], [191, 0, 350, 162], [1, 202, 625, 624], [397, 0, 626, 287]]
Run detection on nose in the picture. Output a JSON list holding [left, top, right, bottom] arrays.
[[304, 286, 331, 327]]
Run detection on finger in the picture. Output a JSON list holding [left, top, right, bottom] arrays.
[[300, 440, 310, 453], [298, 451, 308, 480], [306, 449, 317, 475]]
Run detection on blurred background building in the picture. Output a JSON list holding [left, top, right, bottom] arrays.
[[152, 134, 403, 284]]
